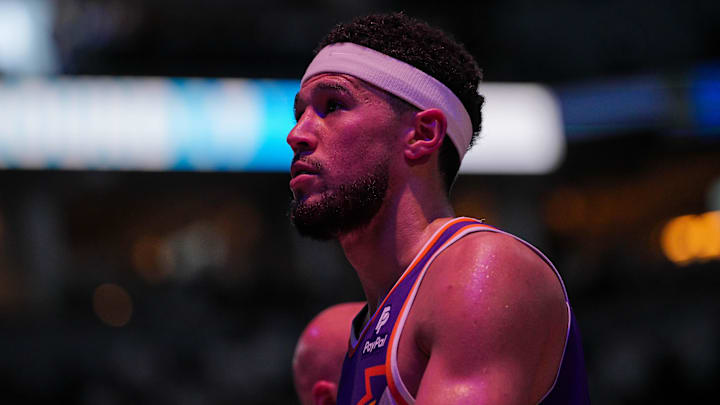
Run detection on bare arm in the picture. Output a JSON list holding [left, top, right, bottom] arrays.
[[414, 232, 568, 404]]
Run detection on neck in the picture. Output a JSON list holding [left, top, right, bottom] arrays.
[[338, 184, 454, 316]]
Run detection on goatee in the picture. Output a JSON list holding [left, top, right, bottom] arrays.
[[289, 162, 389, 240]]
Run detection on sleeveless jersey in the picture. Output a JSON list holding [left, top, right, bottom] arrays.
[[336, 217, 590, 405]]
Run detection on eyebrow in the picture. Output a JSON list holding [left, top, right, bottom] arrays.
[[293, 81, 355, 120], [314, 82, 353, 96]]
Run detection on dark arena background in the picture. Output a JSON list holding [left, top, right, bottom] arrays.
[[1, 1, 719, 404]]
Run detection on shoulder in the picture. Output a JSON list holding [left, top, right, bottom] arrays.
[[409, 230, 569, 401], [415, 229, 567, 372], [426, 229, 564, 313], [425, 229, 564, 303]]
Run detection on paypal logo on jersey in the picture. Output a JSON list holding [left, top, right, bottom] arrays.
[[375, 305, 391, 335], [361, 306, 392, 356], [363, 333, 388, 355]]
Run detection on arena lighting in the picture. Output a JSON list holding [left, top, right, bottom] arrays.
[[0, 77, 563, 173], [460, 83, 565, 174], [557, 75, 670, 137], [0, 0, 57, 74], [692, 65, 720, 132], [0, 77, 293, 171], [660, 211, 720, 265]]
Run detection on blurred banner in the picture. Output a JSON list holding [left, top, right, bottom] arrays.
[[0, 77, 565, 174], [0, 77, 296, 171]]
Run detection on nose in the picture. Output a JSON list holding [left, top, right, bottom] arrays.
[[287, 110, 319, 154]]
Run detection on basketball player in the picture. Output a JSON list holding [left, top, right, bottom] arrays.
[[288, 13, 590, 404], [293, 302, 365, 405]]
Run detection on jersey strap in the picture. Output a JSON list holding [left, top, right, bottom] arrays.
[[338, 217, 492, 405], [385, 217, 492, 404], [384, 218, 589, 405]]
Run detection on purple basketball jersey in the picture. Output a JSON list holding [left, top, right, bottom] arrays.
[[336, 217, 590, 405]]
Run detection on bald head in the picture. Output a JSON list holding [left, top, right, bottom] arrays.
[[293, 302, 365, 405]]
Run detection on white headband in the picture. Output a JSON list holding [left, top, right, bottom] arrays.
[[301, 42, 473, 161]]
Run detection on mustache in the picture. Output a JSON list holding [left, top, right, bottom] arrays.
[[291, 155, 324, 172]]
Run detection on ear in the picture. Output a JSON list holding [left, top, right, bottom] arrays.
[[311, 380, 338, 405], [404, 108, 447, 161]]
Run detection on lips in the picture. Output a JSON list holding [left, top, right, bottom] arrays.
[[289, 160, 321, 195], [290, 161, 319, 179]]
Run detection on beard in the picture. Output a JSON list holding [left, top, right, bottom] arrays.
[[289, 161, 389, 240]]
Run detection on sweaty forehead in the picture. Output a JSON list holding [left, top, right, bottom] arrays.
[[299, 73, 393, 104], [302, 73, 361, 91]]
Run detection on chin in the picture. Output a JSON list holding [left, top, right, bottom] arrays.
[[289, 197, 340, 241], [289, 166, 389, 241], [289, 158, 390, 240]]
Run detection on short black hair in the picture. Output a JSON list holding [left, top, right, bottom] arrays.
[[315, 12, 484, 194]]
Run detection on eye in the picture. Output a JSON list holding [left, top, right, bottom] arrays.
[[326, 99, 343, 114]]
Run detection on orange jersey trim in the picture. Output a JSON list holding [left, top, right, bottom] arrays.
[[386, 221, 494, 404], [348, 217, 472, 357], [357, 365, 386, 405]]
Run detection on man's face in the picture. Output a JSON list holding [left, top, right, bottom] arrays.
[[287, 73, 408, 239]]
